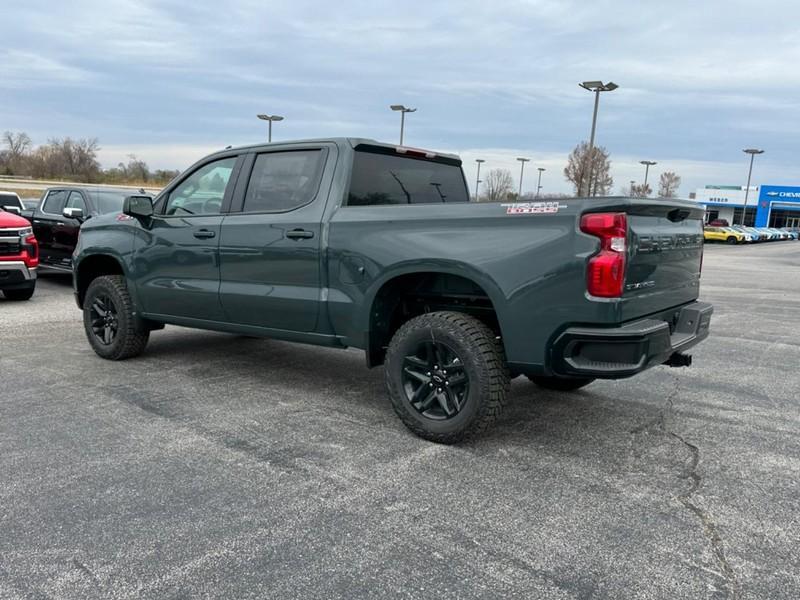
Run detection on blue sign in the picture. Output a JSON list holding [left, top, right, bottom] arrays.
[[756, 185, 800, 226]]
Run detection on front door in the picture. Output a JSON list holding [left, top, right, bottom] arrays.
[[219, 147, 331, 332], [48, 190, 86, 268], [132, 155, 241, 322], [32, 189, 68, 266]]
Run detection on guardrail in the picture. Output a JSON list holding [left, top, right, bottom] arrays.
[[0, 177, 161, 194]]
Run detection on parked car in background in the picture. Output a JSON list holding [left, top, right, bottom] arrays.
[[780, 228, 799, 240], [0, 191, 25, 215], [704, 226, 744, 244], [0, 207, 38, 300], [708, 219, 730, 227], [728, 225, 759, 242], [21, 186, 146, 271]]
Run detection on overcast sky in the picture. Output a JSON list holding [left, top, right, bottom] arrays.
[[2, 0, 799, 195]]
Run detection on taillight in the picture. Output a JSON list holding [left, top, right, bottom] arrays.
[[580, 212, 627, 298], [22, 234, 39, 268]]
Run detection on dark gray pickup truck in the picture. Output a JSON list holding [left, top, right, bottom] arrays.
[[73, 138, 712, 443]]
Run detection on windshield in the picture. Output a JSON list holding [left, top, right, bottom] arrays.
[[0, 193, 23, 211]]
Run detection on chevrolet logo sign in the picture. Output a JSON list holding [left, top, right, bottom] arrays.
[[766, 191, 779, 196]]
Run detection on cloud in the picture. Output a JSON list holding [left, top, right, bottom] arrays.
[[2, 0, 799, 195]]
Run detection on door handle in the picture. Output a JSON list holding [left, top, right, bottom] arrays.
[[193, 229, 216, 239], [55, 222, 66, 227], [285, 229, 314, 240]]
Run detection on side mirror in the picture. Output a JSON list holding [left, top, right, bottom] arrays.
[[123, 195, 154, 218], [63, 207, 85, 220], [3, 205, 21, 215]]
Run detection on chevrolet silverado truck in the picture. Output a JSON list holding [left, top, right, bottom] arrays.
[[72, 138, 712, 443], [21, 186, 145, 271], [0, 207, 38, 300]]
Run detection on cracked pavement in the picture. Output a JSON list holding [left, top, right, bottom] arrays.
[[1, 242, 799, 599]]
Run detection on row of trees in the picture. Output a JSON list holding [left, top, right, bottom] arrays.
[[475, 142, 681, 202], [0, 131, 179, 185]]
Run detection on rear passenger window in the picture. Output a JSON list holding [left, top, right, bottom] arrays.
[[42, 190, 68, 214], [242, 150, 325, 213]]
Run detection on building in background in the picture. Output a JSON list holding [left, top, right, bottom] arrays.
[[691, 184, 800, 228]]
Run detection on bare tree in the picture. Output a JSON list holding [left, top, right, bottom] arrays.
[[658, 171, 681, 198], [630, 183, 652, 198], [1, 131, 33, 174], [564, 141, 613, 197], [483, 168, 514, 202]]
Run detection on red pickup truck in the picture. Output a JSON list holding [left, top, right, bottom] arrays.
[[0, 208, 39, 301]]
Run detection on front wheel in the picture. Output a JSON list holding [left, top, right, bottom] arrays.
[[527, 375, 594, 391], [726, 236, 738, 245], [83, 275, 149, 360], [385, 311, 510, 444]]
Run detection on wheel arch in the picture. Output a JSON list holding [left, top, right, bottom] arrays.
[[361, 263, 508, 368], [75, 253, 126, 307]]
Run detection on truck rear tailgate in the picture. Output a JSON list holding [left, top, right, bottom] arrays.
[[619, 201, 705, 321]]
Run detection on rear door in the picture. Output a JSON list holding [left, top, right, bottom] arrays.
[[132, 155, 242, 321], [621, 201, 705, 321], [33, 189, 68, 266], [218, 144, 333, 332]]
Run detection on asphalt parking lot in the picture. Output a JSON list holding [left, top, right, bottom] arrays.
[[1, 242, 799, 600]]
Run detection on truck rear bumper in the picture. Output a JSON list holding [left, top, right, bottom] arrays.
[[550, 301, 713, 379]]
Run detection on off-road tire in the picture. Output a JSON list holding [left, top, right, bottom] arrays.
[[83, 275, 149, 360], [527, 375, 595, 391], [2, 285, 35, 301], [385, 311, 510, 444]]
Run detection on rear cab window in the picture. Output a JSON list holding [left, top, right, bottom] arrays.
[[346, 147, 469, 206]]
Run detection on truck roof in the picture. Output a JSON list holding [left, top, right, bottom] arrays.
[[204, 138, 462, 163]]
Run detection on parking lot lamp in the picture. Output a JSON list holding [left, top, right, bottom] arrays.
[[390, 105, 417, 146], [741, 149, 765, 225], [475, 159, 485, 201], [516, 158, 530, 199], [536, 167, 546, 197], [257, 114, 284, 142], [578, 81, 618, 196], [640, 160, 657, 188]]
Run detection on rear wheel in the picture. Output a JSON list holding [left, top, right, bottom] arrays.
[[83, 275, 149, 360], [385, 311, 509, 444], [527, 375, 594, 391], [2, 284, 35, 301]]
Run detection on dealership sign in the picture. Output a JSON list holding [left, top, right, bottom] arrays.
[[755, 185, 800, 226]]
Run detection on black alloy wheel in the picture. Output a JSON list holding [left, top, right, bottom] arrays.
[[82, 275, 149, 360], [385, 311, 509, 444], [89, 293, 119, 345], [402, 340, 469, 420]]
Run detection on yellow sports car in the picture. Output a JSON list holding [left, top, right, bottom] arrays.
[[703, 227, 745, 244]]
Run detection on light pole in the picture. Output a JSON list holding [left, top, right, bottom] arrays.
[[257, 114, 284, 142], [474, 159, 485, 202], [629, 180, 635, 195], [741, 148, 764, 226], [640, 160, 657, 190], [578, 80, 618, 196], [536, 167, 546, 197], [390, 104, 417, 146], [516, 157, 530, 199]]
